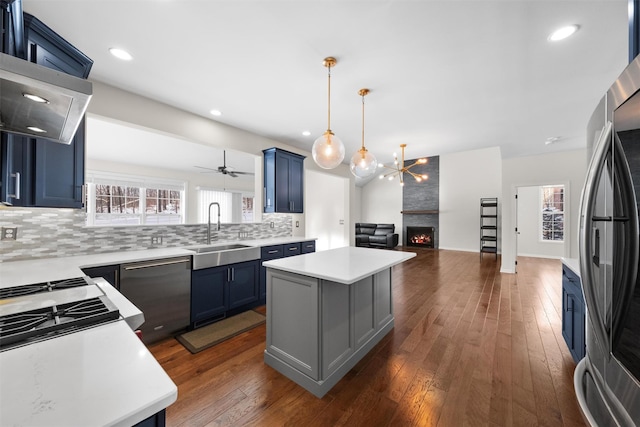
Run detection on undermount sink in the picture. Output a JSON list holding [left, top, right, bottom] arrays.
[[184, 243, 260, 270]]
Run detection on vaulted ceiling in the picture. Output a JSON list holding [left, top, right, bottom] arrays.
[[24, 0, 628, 168]]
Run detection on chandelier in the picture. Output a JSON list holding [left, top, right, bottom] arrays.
[[349, 88, 377, 178], [378, 144, 428, 186], [312, 57, 345, 169]]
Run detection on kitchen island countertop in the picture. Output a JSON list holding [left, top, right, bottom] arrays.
[[263, 245, 416, 284]]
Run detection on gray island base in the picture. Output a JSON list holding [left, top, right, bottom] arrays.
[[263, 246, 416, 398]]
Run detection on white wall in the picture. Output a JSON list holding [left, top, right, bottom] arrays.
[[360, 174, 403, 244], [360, 146, 502, 249], [439, 147, 502, 252], [305, 170, 350, 250], [516, 185, 565, 259], [501, 149, 587, 273]]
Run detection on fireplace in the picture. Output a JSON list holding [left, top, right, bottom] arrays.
[[406, 226, 435, 248]]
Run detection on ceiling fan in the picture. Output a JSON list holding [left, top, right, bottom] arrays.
[[194, 150, 254, 178]]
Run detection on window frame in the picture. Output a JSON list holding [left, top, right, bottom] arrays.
[[540, 184, 565, 243], [196, 187, 255, 224], [86, 171, 186, 227]]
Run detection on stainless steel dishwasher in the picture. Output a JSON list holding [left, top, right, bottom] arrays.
[[119, 256, 191, 344]]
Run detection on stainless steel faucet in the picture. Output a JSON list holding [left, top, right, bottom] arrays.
[[207, 202, 221, 244]]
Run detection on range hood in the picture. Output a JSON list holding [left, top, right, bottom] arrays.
[[0, 51, 92, 144]]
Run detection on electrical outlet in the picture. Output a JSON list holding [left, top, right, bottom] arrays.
[[1, 227, 17, 240], [270, 222, 275, 228], [295, 221, 299, 228], [151, 235, 163, 245]]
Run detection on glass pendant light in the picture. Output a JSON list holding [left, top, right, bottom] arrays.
[[312, 57, 345, 169], [350, 88, 377, 178]]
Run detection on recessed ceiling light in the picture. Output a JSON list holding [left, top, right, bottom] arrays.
[[27, 126, 46, 133], [548, 25, 580, 42], [23, 93, 49, 103], [109, 48, 133, 61], [210, 109, 222, 116], [302, 131, 311, 136]]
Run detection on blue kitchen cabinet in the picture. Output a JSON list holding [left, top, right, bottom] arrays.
[[562, 264, 585, 362], [227, 260, 260, 310], [24, 13, 92, 79], [263, 148, 305, 213], [191, 266, 228, 328], [301, 240, 316, 254], [191, 260, 259, 328], [0, 12, 91, 207]]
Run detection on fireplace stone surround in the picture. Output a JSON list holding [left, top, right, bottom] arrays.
[[402, 156, 439, 248]]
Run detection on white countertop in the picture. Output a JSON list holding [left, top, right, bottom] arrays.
[[263, 246, 416, 284], [0, 320, 176, 427], [562, 257, 581, 278], [0, 236, 316, 288]]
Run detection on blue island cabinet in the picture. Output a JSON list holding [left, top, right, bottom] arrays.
[[561, 263, 585, 362], [263, 148, 305, 213]]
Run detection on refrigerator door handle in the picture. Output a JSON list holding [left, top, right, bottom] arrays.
[[579, 120, 612, 351], [592, 228, 600, 266]]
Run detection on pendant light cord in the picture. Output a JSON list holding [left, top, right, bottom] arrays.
[[327, 64, 332, 132], [361, 92, 365, 152]]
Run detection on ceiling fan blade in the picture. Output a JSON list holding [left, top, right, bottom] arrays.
[[227, 171, 239, 178], [231, 171, 254, 175], [194, 165, 221, 173]]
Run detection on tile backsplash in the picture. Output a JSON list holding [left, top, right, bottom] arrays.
[[0, 207, 292, 262]]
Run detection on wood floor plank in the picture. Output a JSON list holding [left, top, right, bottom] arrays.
[[147, 250, 585, 426]]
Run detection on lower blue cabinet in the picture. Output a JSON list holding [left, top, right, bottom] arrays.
[[191, 260, 259, 328], [561, 264, 585, 362]]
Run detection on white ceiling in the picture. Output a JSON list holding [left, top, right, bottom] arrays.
[[24, 0, 629, 169]]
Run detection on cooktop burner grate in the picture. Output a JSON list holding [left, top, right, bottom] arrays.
[[0, 277, 91, 299], [0, 296, 120, 351]]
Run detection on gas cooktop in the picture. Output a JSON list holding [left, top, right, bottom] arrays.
[[0, 277, 120, 352]]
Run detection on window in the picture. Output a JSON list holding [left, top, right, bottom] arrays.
[[197, 188, 254, 224], [86, 172, 185, 226], [541, 185, 564, 241]]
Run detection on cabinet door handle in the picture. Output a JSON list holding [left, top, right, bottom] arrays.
[[268, 250, 279, 254], [289, 247, 298, 251], [8, 172, 20, 200], [228, 267, 235, 282]]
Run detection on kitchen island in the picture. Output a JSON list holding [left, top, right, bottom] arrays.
[[263, 246, 415, 398]]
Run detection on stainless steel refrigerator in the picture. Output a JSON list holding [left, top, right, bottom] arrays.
[[577, 55, 640, 426]]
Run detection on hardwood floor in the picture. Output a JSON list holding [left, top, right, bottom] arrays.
[[148, 249, 586, 426]]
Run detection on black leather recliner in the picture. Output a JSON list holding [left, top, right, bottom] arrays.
[[355, 223, 399, 249]]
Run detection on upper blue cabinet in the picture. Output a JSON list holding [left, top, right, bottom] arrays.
[[263, 148, 305, 214], [0, 8, 92, 208]]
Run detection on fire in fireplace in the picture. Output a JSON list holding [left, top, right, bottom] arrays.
[[406, 226, 435, 248]]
